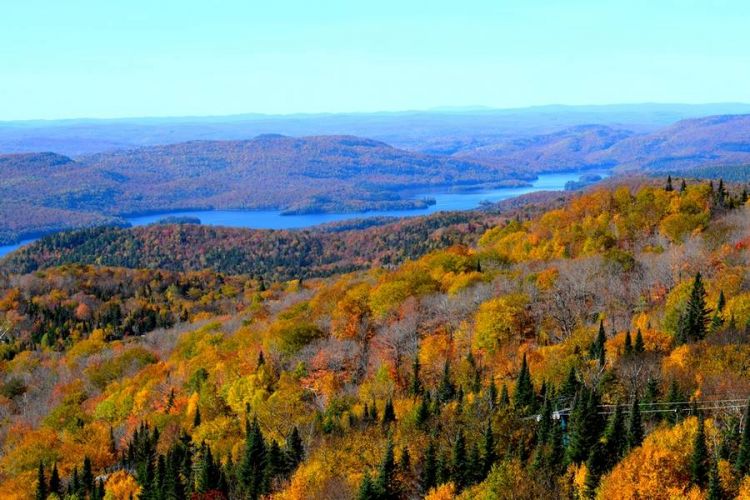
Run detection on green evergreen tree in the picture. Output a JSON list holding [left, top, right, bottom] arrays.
[[680, 273, 711, 343], [708, 457, 722, 500], [265, 440, 284, 491], [409, 355, 422, 397], [49, 463, 61, 497], [357, 471, 378, 500], [691, 414, 709, 487], [487, 380, 498, 411], [499, 384, 510, 407], [537, 395, 553, 444], [82, 455, 94, 494], [375, 438, 396, 498], [239, 417, 267, 499], [566, 387, 604, 465], [634, 328, 645, 354], [665, 175, 674, 192], [415, 394, 431, 429], [437, 360, 456, 403], [513, 353, 535, 411], [561, 366, 579, 399], [623, 330, 633, 356], [399, 446, 411, 473], [584, 443, 606, 498], [481, 421, 497, 476], [382, 398, 396, 427], [35, 462, 47, 500], [604, 403, 626, 468], [420, 441, 438, 493], [680, 179, 688, 192], [667, 380, 684, 424], [284, 426, 305, 472], [736, 398, 750, 476], [451, 429, 468, 489], [627, 394, 644, 450], [193, 406, 201, 428]]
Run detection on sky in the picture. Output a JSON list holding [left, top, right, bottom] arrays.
[[1, 0, 749, 120]]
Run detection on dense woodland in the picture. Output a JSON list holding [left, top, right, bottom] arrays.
[[1, 178, 750, 498]]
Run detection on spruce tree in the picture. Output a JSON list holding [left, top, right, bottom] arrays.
[[584, 443, 606, 498], [634, 328, 645, 354], [604, 404, 626, 467], [382, 399, 396, 427], [375, 438, 396, 498], [537, 395, 553, 444], [451, 429, 468, 489], [193, 406, 202, 428], [566, 387, 604, 464], [357, 471, 377, 500], [399, 446, 411, 473], [736, 398, 750, 476], [513, 354, 535, 411], [667, 380, 684, 424], [285, 426, 304, 472], [623, 330, 633, 356], [682, 273, 711, 342], [420, 441, 437, 493], [409, 355, 422, 397], [561, 366, 579, 399], [665, 175, 674, 191], [240, 417, 267, 499], [481, 421, 497, 476], [680, 179, 688, 192], [708, 457, 722, 500], [627, 394, 644, 450], [415, 394, 430, 429], [499, 384, 510, 407], [49, 463, 61, 497], [82, 455, 94, 495], [437, 360, 455, 403], [691, 415, 709, 487], [35, 462, 47, 500], [487, 380, 498, 411]]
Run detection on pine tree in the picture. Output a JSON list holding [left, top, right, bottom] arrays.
[[49, 463, 61, 497], [382, 399, 396, 427], [566, 387, 605, 464], [584, 443, 606, 498], [604, 404, 626, 468], [561, 366, 579, 399], [634, 328, 645, 353], [240, 417, 267, 499], [409, 355, 422, 397], [357, 471, 378, 500], [691, 415, 709, 487], [513, 353, 535, 411], [265, 440, 283, 491], [415, 394, 430, 429], [420, 441, 438, 493], [375, 438, 396, 498], [537, 395, 553, 444], [667, 380, 684, 424], [399, 446, 411, 474], [627, 394, 644, 450], [708, 457, 722, 500], [35, 462, 47, 500], [481, 421, 497, 476], [437, 359, 455, 403], [680, 179, 687, 192], [285, 426, 304, 472], [487, 380, 498, 411], [499, 384, 510, 407], [82, 455, 94, 494], [665, 175, 674, 192], [623, 330, 633, 356], [681, 273, 711, 343], [467, 444, 481, 486], [736, 398, 750, 476], [451, 429, 468, 489], [193, 406, 201, 428]]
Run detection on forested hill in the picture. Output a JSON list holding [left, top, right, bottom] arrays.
[[0, 135, 529, 244], [1, 179, 750, 498]]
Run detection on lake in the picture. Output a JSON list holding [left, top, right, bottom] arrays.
[[0, 170, 604, 257]]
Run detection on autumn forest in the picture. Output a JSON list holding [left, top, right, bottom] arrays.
[[0, 175, 747, 499]]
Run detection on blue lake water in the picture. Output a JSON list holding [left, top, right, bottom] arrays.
[[0, 170, 605, 257]]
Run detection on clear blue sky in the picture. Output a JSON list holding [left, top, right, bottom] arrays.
[[1, 0, 749, 120]]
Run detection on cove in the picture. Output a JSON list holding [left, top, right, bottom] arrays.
[[0, 170, 605, 257]]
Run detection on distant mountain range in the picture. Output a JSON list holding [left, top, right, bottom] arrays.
[[456, 114, 750, 172], [3, 103, 750, 156], [0, 135, 526, 244], [2, 106, 750, 245]]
